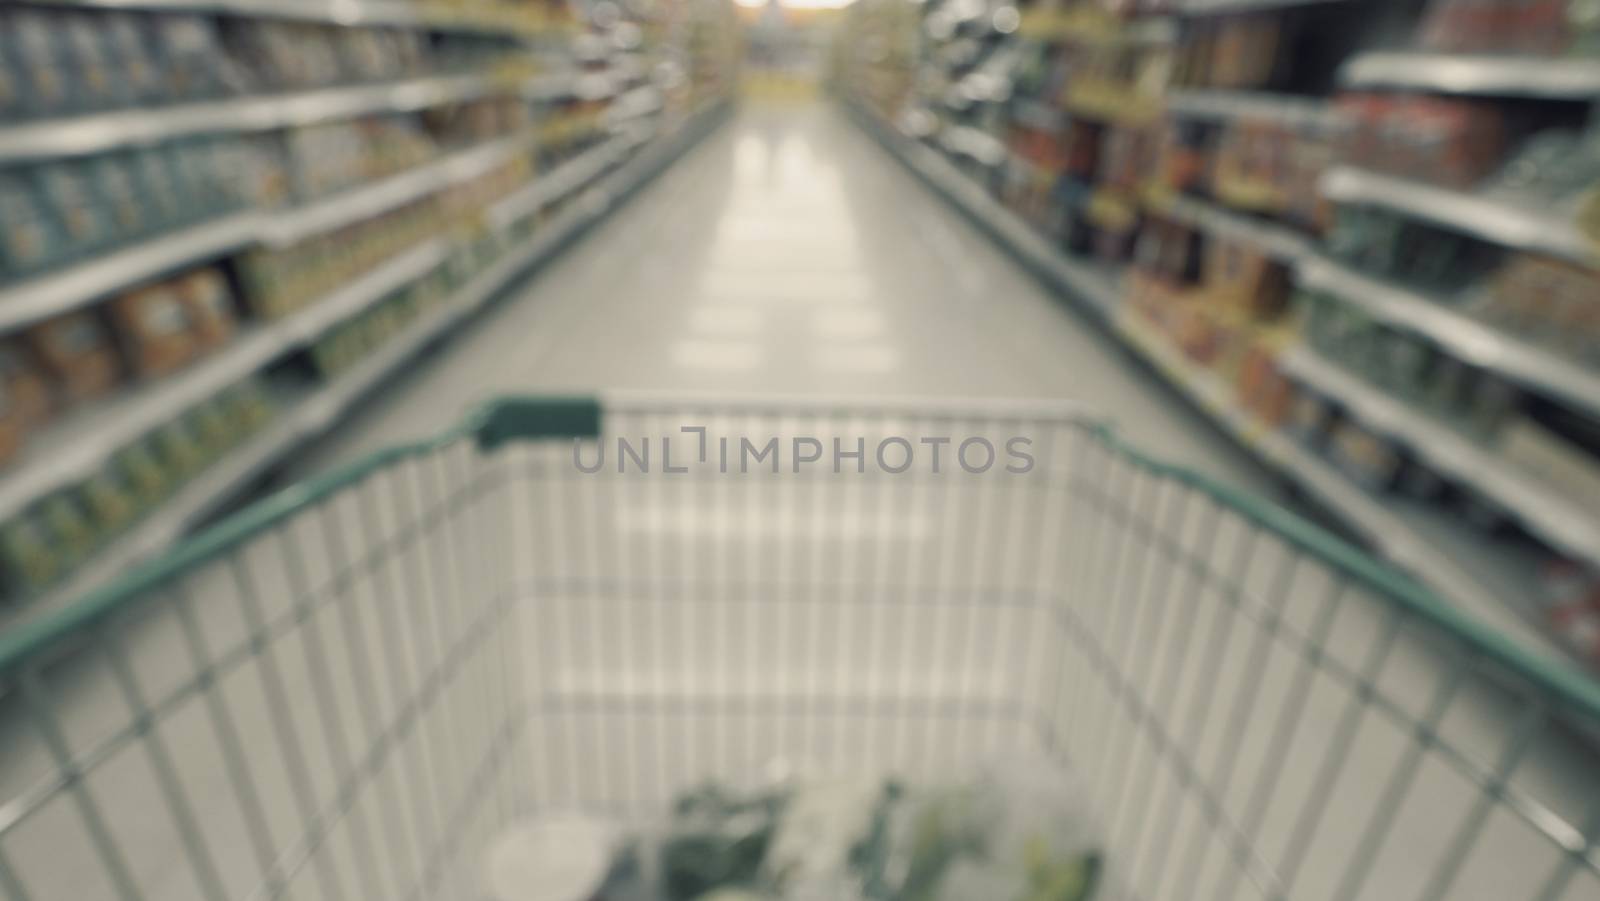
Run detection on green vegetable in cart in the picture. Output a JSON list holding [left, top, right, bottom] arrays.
[[662, 784, 787, 901], [1021, 839, 1100, 901]]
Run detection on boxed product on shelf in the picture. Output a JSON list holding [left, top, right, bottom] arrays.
[[1238, 344, 1293, 426], [81, 468, 137, 539], [26, 311, 124, 403], [1418, 0, 1593, 55], [1481, 129, 1600, 209], [10, 10, 75, 116], [241, 201, 433, 318], [90, 154, 152, 239], [1329, 416, 1405, 490], [0, 341, 54, 431], [153, 14, 235, 102], [40, 492, 96, 570], [1202, 237, 1291, 319], [116, 437, 171, 510], [0, 169, 59, 280], [1177, 13, 1285, 91], [280, 115, 440, 201], [1335, 93, 1511, 190], [187, 397, 237, 457], [0, 394, 24, 467], [131, 146, 190, 228], [424, 95, 533, 146], [1325, 204, 1502, 295], [109, 281, 200, 378], [62, 13, 126, 112], [154, 418, 208, 481], [1205, 116, 1336, 226], [1480, 252, 1600, 363], [1, 510, 59, 596], [38, 159, 114, 257], [100, 13, 163, 106], [174, 268, 239, 351], [1131, 216, 1202, 285], [0, 138, 248, 286]]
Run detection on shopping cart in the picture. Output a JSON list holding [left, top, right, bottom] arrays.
[[1, 394, 1597, 901]]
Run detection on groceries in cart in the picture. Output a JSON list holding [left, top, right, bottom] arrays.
[[486, 754, 1103, 901]]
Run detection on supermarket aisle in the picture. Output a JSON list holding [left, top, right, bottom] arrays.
[[294, 101, 1277, 499]]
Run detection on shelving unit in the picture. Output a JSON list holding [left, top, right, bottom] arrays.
[[836, 0, 1600, 670], [0, 0, 741, 611], [0, 211, 264, 331], [1342, 51, 1600, 99], [1297, 254, 1600, 420], [0, 72, 523, 162], [6, 103, 727, 629], [1279, 345, 1600, 565], [262, 130, 537, 245], [1156, 193, 1312, 262], [1165, 88, 1339, 128], [33, 0, 563, 36], [851, 99, 1559, 659], [1320, 165, 1597, 266]]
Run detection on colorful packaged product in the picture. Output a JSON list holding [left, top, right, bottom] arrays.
[[11, 11, 73, 116], [0, 171, 59, 278], [1, 512, 59, 594], [38, 161, 111, 256], [174, 268, 237, 351], [110, 283, 199, 377], [81, 470, 137, 537], [0, 340, 53, 429], [40, 493, 96, 567], [27, 312, 124, 402]]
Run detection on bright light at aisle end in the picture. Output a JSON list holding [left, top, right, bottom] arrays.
[[734, 0, 856, 9]]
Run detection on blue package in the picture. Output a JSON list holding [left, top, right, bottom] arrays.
[[11, 10, 77, 118], [0, 170, 62, 279], [36, 161, 112, 258]]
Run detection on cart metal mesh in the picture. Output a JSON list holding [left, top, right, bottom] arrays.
[[1, 395, 1597, 901]]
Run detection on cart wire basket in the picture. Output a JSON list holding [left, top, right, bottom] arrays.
[[1, 394, 1598, 901]]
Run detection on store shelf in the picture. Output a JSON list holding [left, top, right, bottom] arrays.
[[851, 104, 1121, 321], [1342, 51, 1600, 100], [0, 211, 263, 333], [1297, 254, 1600, 421], [1179, 0, 1353, 14], [1165, 88, 1340, 129], [5, 103, 729, 623], [0, 73, 515, 162], [1118, 317, 1560, 657], [261, 130, 535, 246], [1158, 193, 1312, 261], [0, 118, 569, 335], [0, 238, 451, 525], [1321, 165, 1597, 266], [1279, 344, 1600, 566], [849, 98, 1567, 665], [486, 133, 635, 231], [31, 0, 550, 37]]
